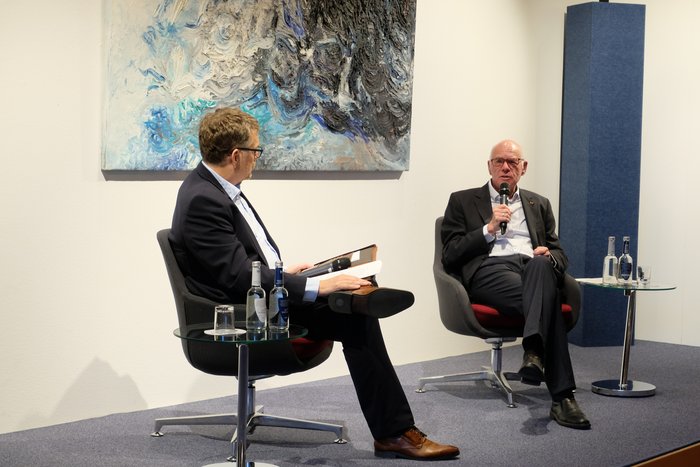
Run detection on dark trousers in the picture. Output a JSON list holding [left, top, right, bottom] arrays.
[[467, 254, 576, 396], [292, 303, 414, 439]]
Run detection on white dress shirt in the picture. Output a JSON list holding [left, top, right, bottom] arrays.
[[483, 183, 534, 258]]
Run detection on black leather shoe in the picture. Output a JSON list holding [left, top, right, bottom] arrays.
[[328, 286, 414, 319], [550, 397, 591, 430], [518, 351, 545, 386]]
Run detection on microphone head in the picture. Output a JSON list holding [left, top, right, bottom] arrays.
[[499, 182, 510, 195], [333, 257, 352, 271]]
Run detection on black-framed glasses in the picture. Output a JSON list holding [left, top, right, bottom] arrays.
[[237, 147, 264, 157], [489, 157, 523, 168]]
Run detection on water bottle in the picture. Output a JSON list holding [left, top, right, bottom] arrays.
[[268, 261, 290, 333], [602, 236, 618, 284], [617, 236, 634, 283], [246, 261, 267, 333]]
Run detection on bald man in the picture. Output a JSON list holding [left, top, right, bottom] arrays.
[[441, 140, 590, 430]]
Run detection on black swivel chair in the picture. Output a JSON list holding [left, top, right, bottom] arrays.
[[152, 229, 344, 445], [416, 217, 580, 407]]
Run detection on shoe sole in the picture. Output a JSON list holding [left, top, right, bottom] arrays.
[[519, 377, 542, 386], [518, 365, 544, 386], [550, 411, 592, 430], [330, 289, 414, 319], [375, 450, 458, 461]]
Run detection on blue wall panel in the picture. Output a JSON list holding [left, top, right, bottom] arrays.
[[559, 2, 645, 346]]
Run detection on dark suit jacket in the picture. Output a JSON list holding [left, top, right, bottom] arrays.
[[441, 183, 567, 288], [169, 162, 307, 304]]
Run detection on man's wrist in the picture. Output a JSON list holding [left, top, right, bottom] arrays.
[[303, 277, 320, 302], [483, 224, 495, 242]]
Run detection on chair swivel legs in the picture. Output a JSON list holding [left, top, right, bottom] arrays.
[[416, 338, 520, 407], [489, 338, 522, 407], [248, 413, 345, 442], [233, 381, 346, 444], [152, 414, 238, 436], [152, 380, 345, 443]]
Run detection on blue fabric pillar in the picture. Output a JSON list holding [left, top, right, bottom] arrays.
[[559, 2, 645, 346]]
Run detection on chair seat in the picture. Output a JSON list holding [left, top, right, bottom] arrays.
[[291, 338, 333, 361], [472, 303, 573, 329]]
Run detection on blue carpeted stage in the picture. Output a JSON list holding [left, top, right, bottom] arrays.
[[2, 340, 699, 466]]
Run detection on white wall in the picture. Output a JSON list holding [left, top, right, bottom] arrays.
[[0, 0, 695, 435], [627, 0, 700, 344]]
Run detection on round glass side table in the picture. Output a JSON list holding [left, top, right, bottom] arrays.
[[175, 323, 308, 467], [576, 278, 676, 397]]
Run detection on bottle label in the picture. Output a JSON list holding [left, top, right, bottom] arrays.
[[278, 298, 289, 319], [619, 262, 632, 281], [603, 257, 618, 283], [269, 299, 278, 319], [269, 298, 289, 323], [254, 298, 267, 321]]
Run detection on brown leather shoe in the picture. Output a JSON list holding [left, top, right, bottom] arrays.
[[328, 286, 414, 319], [374, 427, 460, 460]]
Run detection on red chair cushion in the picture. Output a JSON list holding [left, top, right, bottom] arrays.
[[472, 303, 573, 329], [291, 337, 333, 361]]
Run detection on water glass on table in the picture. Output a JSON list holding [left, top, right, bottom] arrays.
[[213, 305, 242, 335], [637, 265, 651, 287]]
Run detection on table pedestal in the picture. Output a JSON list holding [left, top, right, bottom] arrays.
[[591, 289, 655, 397], [205, 344, 277, 467], [591, 379, 655, 397]]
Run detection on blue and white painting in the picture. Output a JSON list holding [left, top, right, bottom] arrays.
[[102, 0, 417, 171]]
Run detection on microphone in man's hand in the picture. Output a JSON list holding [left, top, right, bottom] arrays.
[[499, 182, 510, 235], [298, 257, 352, 278]]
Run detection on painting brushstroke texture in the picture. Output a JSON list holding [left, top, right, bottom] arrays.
[[102, 0, 417, 171]]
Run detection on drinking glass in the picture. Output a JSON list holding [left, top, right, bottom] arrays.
[[213, 305, 244, 335], [637, 265, 651, 287]]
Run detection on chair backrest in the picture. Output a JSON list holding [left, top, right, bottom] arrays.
[[156, 229, 333, 377], [433, 217, 580, 339], [157, 229, 222, 331]]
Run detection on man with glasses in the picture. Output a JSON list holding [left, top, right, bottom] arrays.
[[169, 107, 460, 460], [441, 139, 590, 430]]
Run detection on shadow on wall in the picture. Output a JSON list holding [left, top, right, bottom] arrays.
[[19, 358, 148, 430]]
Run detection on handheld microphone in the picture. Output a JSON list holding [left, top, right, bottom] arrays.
[[499, 182, 510, 235], [298, 257, 352, 278]]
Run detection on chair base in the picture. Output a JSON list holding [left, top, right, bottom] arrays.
[[152, 382, 345, 444], [416, 337, 520, 407]]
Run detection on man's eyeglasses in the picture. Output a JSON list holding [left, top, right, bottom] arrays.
[[237, 147, 264, 157], [489, 157, 523, 169]]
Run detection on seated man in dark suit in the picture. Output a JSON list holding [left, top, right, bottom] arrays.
[[169, 106, 459, 460], [441, 139, 590, 430]]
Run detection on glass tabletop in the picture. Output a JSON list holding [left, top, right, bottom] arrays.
[[576, 277, 676, 292], [174, 323, 308, 345]]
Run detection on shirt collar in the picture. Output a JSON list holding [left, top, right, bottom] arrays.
[[202, 161, 241, 201], [488, 182, 520, 202]]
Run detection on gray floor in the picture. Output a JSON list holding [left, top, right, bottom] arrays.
[[2, 340, 699, 466]]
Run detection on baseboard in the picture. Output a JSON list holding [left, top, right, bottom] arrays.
[[633, 441, 700, 466]]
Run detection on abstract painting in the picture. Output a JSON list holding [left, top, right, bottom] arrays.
[[102, 0, 417, 171]]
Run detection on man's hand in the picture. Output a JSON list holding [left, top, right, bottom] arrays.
[[318, 274, 371, 296], [488, 204, 511, 235], [533, 246, 550, 257], [286, 263, 314, 274]]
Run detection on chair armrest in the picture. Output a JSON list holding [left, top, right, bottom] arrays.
[[561, 274, 581, 331], [433, 263, 502, 338]]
